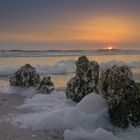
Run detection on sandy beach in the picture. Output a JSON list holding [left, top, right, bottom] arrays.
[[0, 93, 63, 140]]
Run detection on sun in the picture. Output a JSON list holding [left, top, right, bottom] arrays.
[[107, 46, 113, 50]]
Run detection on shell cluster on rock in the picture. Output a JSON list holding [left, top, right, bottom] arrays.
[[36, 76, 54, 94], [101, 65, 140, 128], [10, 64, 40, 87], [66, 56, 100, 102], [100, 65, 134, 107], [9, 64, 54, 94]]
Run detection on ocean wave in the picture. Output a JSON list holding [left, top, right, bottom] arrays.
[[100, 61, 140, 70], [36, 59, 76, 75], [0, 59, 140, 77], [0, 59, 76, 76]]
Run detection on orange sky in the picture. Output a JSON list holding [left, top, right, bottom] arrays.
[[1, 16, 139, 44], [0, 0, 140, 50]]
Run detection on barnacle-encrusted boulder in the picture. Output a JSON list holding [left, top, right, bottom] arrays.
[[66, 56, 99, 102], [36, 76, 54, 94], [136, 82, 140, 90], [10, 64, 40, 87], [101, 65, 140, 128]]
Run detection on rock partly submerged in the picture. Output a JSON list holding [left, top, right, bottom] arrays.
[[36, 76, 54, 94], [10, 64, 54, 94], [66, 56, 99, 102], [10, 64, 40, 87], [66, 56, 140, 128], [101, 65, 140, 128]]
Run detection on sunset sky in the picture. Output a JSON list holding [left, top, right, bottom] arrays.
[[0, 0, 140, 50]]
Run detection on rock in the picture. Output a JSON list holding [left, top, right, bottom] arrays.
[[101, 65, 133, 107], [101, 65, 140, 128], [10, 64, 40, 87], [76, 56, 90, 77], [36, 76, 54, 94], [136, 82, 140, 90], [66, 56, 99, 102]]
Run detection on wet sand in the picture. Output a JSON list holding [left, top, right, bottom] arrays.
[[0, 93, 63, 140]]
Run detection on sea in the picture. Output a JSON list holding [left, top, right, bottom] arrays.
[[0, 49, 140, 89], [1, 49, 140, 140]]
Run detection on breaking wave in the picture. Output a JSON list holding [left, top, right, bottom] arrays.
[[0, 59, 140, 76], [0, 50, 140, 57]]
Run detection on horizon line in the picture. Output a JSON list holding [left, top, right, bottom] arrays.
[[0, 48, 140, 52]]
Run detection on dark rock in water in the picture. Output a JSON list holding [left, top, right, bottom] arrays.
[[10, 64, 54, 94], [10, 64, 40, 87], [136, 82, 140, 90], [66, 56, 99, 102], [101, 65, 133, 107], [36, 76, 54, 94], [101, 65, 140, 128], [76, 56, 90, 77]]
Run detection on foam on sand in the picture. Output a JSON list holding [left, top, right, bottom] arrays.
[[12, 93, 109, 138], [64, 128, 121, 140], [11, 91, 140, 140], [12, 93, 108, 130], [0, 86, 37, 97]]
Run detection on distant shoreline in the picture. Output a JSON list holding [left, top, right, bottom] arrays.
[[0, 49, 140, 52], [0, 49, 139, 58]]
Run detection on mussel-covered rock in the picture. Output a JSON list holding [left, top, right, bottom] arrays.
[[136, 82, 140, 90], [10, 64, 40, 87], [36, 76, 54, 94], [101, 65, 140, 128], [66, 56, 99, 102]]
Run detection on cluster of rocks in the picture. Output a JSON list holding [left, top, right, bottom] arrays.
[[9, 56, 140, 128], [9, 64, 54, 94], [66, 56, 99, 102], [66, 56, 140, 128]]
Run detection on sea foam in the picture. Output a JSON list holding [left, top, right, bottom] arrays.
[[9, 91, 140, 140]]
